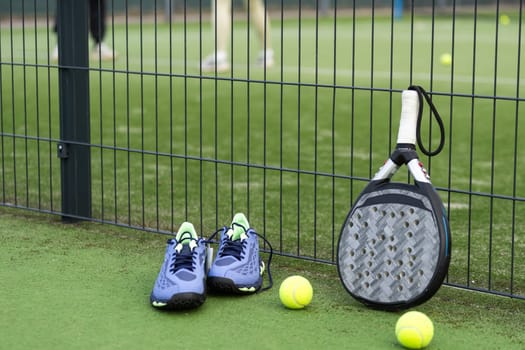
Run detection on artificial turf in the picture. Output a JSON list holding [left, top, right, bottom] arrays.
[[1, 207, 524, 349]]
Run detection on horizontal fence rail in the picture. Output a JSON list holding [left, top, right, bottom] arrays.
[[1, 0, 524, 300]]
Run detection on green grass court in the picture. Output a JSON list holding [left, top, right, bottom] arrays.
[[1, 11, 525, 348], [1, 206, 525, 349]]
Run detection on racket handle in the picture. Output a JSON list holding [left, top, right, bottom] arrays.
[[396, 90, 419, 145]]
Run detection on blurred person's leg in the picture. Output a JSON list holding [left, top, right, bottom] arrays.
[[202, 0, 231, 72], [246, 0, 273, 68], [89, 0, 116, 60]]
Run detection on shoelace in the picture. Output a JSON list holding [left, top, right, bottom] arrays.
[[217, 222, 249, 259], [169, 239, 197, 273], [207, 226, 274, 292], [219, 237, 246, 260]]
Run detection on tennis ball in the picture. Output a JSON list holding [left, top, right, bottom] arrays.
[[395, 311, 434, 349], [279, 275, 313, 309], [439, 53, 452, 66], [500, 14, 510, 26]]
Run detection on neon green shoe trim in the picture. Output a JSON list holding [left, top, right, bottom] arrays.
[[175, 222, 198, 244], [230, 213, 250, 240], [152, 301, 168, 307]]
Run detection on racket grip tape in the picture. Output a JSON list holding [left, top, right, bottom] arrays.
[[396, 90, 420, 146]]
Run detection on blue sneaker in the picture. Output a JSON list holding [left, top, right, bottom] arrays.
[[207, 213, 271, 294], [150, 222, 207, 310]]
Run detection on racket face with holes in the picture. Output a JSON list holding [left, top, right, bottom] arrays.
[[337, 179, 450, 311]]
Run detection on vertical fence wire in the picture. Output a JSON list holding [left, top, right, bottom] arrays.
[[0, 6, 3, 205], [510, 0, 524, 296], [466, 1, 477, 289], [329, 0, 337, 262], [488, 0, 501, 291], [444, 0, 456, 285]]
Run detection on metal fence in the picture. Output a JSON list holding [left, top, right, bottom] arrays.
[[0, 0, 521, 17], [1, 0, 524, 300]]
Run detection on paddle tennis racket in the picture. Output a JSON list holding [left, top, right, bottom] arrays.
[[337, 86, 451, 311]]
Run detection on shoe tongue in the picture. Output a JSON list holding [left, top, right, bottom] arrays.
[[175, 223, 198, 249], [176, 231, 195, 244], [229, 213, 250, 241], [175, 235, 198, 254], [229, 224, 247, 241], [229, 227, 244, 241]]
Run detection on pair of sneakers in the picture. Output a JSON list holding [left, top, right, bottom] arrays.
[[201, 50, 274, 73], [150, 213, 272, 310]]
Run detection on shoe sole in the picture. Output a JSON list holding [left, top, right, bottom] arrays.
[[207, 261, 265, 294], [151, 292, 206, 310], [207, 277, 262, 294]]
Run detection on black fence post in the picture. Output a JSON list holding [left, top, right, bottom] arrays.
[[56, 0, 91, 222]]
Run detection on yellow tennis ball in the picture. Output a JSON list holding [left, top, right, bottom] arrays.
[[395, 311, 434, 349], [440, 53, 452, 66], [279, 275, 313, 309], [500, 14, 510, 26]]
